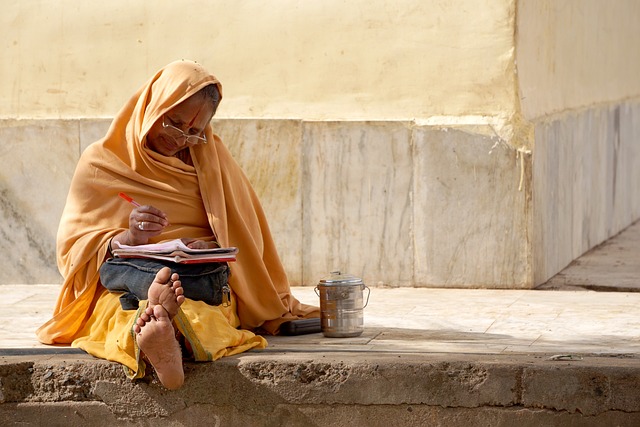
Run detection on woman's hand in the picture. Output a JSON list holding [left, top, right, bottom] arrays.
[[181, 238, 220, 249], [107, 205, 170, 256], [127, 205, 170, 245]]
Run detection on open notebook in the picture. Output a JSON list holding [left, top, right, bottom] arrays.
[[112, 239, 238, 264]]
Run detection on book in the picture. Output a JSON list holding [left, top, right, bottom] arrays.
[[112, 239, 238, 264]]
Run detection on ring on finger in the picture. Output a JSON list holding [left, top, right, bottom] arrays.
[[138, 222, 144, 231]]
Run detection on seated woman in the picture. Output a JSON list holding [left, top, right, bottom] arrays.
[[37, 60, 319, 390]]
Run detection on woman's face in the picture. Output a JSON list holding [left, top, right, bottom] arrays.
[[146, 92, 218, 157]]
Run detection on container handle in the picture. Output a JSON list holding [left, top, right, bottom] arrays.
[[314, 286, 319, 297], [362, 285, 371, 308]]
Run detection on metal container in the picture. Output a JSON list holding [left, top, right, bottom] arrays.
[[315, 271, 370, 338]]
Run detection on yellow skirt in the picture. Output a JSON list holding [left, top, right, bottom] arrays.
[[71, 291, 267, 379]]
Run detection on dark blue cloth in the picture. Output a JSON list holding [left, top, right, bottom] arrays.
[[99, 258, 229, 310]]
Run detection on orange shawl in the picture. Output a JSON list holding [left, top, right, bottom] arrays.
[[37, 60, 318, 344]]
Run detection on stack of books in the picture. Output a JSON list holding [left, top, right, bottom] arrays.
[[113, 239, 238, 264]]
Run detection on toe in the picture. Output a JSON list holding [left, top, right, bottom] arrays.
[[155, 267, 172, 284], [139, 312, 150, 323], [153, 303, 170, 320]]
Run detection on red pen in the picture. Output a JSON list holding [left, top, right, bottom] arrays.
[[118, 192, 141, 207]]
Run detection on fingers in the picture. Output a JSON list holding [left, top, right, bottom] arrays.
[[129, 205, 169, 237], [134, 207, 170, 227], [138, 205, 169, 220], [186, 240, 205, 249], [184, 239, 218, 249]]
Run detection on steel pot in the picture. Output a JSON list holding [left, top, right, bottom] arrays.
[[315, 271, 370, 338]]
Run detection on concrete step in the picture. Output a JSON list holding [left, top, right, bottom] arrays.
[[1, 349, 640, 426]]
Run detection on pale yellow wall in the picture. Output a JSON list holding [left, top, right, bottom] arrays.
[[1, 0, 517, 121], [516, 0, 640, 120], [4, 2, 639, 126]]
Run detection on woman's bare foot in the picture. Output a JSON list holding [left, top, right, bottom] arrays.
[[134, 304, 184, 390], [133, 267, 185, 389], [147, 267, 185, 319]]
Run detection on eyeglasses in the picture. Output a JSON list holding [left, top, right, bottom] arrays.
[[162, 116, 207, 145]]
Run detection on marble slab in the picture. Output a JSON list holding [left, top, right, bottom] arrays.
[[212, 119, 304, 284], [79, 119, 112, 152], [300, 121, 414, 287], [413, 127, 531, 287], [1, 100, 638, 288], [0, 120, 80, 284], [532, 101, 640, 285]]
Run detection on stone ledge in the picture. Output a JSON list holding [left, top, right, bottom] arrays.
[[1, 351, 639, 426], [2, 402, 640, 427]]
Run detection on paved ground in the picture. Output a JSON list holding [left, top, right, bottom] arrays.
[[3, 286, 640, 357], [2, 220, 639, 356], [538, 219, 640, 292]]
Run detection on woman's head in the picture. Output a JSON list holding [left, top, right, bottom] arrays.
[[146, 84, 221, 157]]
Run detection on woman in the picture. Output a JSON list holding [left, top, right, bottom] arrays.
[[37, 60, 319, 390]]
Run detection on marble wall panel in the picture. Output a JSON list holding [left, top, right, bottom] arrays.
[[79, 119, 112, 152], [4, 102, 637, 288], [532, 101, 640, 285], [534, 111, 605, 286], [212, 119, 304, 285], [581, 108, 610, 249], [616, 102, 640, 228], [532, 119, 568, 285], [413, 127, 531, 288], [301, 121, 414, 287], [0, 120, 80, 284]]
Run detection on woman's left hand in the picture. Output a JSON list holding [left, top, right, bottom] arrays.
[[181, 238, 220, 249]]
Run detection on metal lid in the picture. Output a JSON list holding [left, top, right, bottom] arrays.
[[319, 271, 364, 286]]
